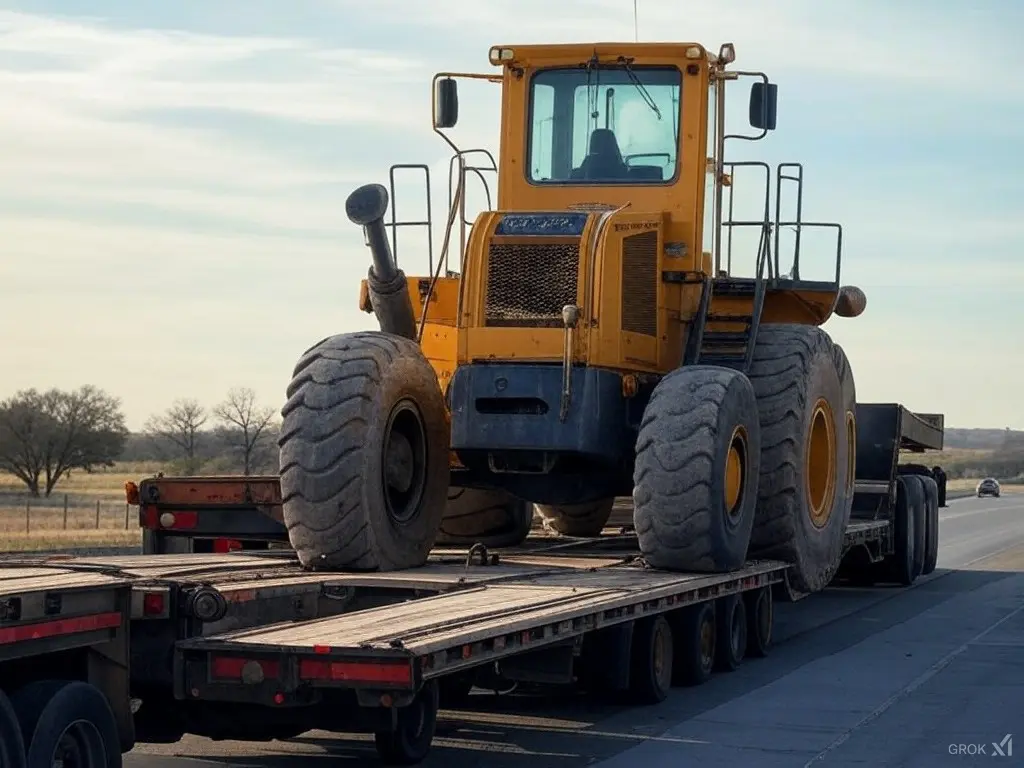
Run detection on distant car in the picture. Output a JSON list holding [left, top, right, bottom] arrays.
[[976, 478, 1001, 498]]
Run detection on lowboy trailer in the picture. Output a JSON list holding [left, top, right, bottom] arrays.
[[0, 403, 946, 766]]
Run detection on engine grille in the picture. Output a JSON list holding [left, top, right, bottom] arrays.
[[484, 241, 580, 327], [621, 230, 658, 336]]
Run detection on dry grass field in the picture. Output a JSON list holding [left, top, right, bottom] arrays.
[[0, 462, 162, 552]]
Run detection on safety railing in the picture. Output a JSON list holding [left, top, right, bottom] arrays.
[[382, 148, 497, 277], [716, 160, 842, 287]]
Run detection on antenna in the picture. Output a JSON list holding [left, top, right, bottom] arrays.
[[633, 0, 639, 41]]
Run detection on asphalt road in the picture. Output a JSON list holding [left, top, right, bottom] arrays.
[[127, 493, 1024, 768]]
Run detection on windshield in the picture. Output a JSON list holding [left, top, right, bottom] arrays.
[[527, 65, 681, 185]]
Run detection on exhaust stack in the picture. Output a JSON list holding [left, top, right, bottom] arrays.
[[345, 183, 417, 340]]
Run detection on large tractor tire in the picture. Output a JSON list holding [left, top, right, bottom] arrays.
[[633, 366, 761, 572], [746, 325, 852, 594], [436, 487, 534, 548], [279, 332, 450, 571], [536, 498, 615, 537]]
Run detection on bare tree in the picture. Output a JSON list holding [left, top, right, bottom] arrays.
[[214, 387, 277, 474], [145, 399, 208, 474], [0, 386, 128, 496]]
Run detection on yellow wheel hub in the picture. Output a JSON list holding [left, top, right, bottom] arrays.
[[806, 398, 837, 528], [724, 426, 748, 517]]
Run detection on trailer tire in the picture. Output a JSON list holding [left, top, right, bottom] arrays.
[[743, 586, 773, 658], [931, 466, 947, 507], [903, 475, 927, 580], [535, 498, 614, 537], [832, 343, 858, 527], [374, 680, 439, 766], [11, 680, 121, 768], [714, 594, 747, 672], [628, 615, 674, 704], [279, 332, 449, 571], [671, 602, 716, 687], [746, 325, 851, 594], [887, 476, 918, 586], [919, 476, 939, 575], [633, 366, 761, 572], [436, 487, 533, 548], [0, 690, 25, 768]]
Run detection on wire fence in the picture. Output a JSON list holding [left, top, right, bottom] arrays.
[[0, 495, 138, 534]]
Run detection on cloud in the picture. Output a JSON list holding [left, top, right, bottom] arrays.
[[1, 2, 1021, 431]]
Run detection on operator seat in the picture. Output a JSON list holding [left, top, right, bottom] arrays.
[[575, 128, 628, 181]]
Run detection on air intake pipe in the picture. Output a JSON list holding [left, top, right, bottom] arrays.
[[345, 183, 417, 340]]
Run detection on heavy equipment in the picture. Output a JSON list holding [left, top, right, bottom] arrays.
[[278, 41, 873, 594]]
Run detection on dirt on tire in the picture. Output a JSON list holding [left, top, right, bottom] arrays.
[[278, 331, 449, 571], [632, 365, 761, 572]]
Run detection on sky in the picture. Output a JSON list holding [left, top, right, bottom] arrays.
[[0, 0, 1022, 431]]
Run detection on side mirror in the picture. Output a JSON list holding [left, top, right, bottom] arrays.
[[434, 77, 459, 129], [749, 81, 778, 131]]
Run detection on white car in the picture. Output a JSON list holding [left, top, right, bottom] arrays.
[[976, 478, 1001, 498]]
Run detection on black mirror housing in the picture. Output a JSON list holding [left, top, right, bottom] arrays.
[[749, 81, 778, 131], [434, 78, 459, 129]]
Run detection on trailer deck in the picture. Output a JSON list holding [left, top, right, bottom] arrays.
[[0, 562, 131, 659], [176, 556, 787, 700]]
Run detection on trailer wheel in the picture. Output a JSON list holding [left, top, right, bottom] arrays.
[[11, 680, 121, 768], [0, 690, 26, 768], [832, 343, 858, 526], [633, 366, 761, 572], [714, 594, 747, 672], [746, 325, 851, 594], [535, 498, 614, 537], [671, 602, 716, 686], [628, 615, 674, 704], [886, 476, 918, 586], [436, 487, 533, 548], [279, 332, 449, 571], [902, 475, 927, 580], [374, 680, 439, 766], [919, 476, 940, 575], [743, 586, 773, 658]]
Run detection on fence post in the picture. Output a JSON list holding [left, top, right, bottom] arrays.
[[63, 494, 69, 529], [25, 499, 30, 533], [95, 500, 101, 529], [125, 503, 130, 530]]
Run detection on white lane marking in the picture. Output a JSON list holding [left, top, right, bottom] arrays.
[[803, 598, 1024, 766]]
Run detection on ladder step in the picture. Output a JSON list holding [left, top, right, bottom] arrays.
[[712, 278, 757, 297], [706, 313, 754, 323], [702, 331, 749, 345]]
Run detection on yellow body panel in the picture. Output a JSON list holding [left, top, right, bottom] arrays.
[[357, 41, 850, 403]]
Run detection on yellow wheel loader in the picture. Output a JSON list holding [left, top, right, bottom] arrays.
[[278, 42, 867, 594]]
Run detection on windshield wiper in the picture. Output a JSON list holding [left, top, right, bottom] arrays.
[[616, 56, 661, 120]]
